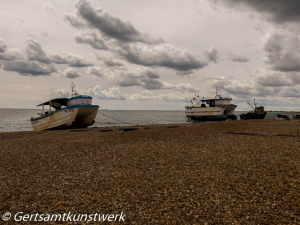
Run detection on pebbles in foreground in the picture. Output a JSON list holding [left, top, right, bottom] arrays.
[[1, 119, 300, 224]]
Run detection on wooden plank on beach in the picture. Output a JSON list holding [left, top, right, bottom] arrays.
[[119, 128, 138, 131], [225, 132, 297, 137], [70, 130, 90, 132], [99, 129, 113, 132], [167, 126, 181, 128]]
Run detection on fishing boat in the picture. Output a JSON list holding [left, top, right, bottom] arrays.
[[240, 99, 267, 120], [30, 83, 99, 131], [185, 89, 237, 121]]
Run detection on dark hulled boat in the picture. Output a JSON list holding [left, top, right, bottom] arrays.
[[240, 99, 267, 120]]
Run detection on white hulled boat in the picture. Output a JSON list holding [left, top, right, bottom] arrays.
[[185, 89, 237, 121], [31, 84, 99, 131]]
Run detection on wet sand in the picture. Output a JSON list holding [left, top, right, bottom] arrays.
[[1, 119, 300, 224]]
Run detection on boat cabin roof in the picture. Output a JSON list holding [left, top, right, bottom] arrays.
[[37, 98, 68, 106], [201, 97, 232, 102], [36, 95, 93, 106]]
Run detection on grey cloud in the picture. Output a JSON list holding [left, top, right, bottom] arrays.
[[97, 67, 197, 92], [85, 85, 127, 100], [289, 73, 300, 84], [145, 70, 160, 79], [105, 70, 142, 87], [176, 70, 195, 77], [280, 87, 300, 98], [3, 60, 56, 76], [254, 68, 300, 87], [104, 59, 124, 67], [92, 67, 165, 90], [261, 29, 300, 72], [173, 83, 198, 93], [24, 39, 51, 64], [40, 29, 48, 37], [61, 67, 81, 79], [212, 0, 300, 24], [48, 87, 70, 98], [64, 13, 87, 29], [140, 78, 164, 90], [228, 53, 250, 62], [119, 43, 207, 71], [49, 53, 93, 67], [86, 85, 197, 102], [87, 66, 103, 77], [203, 46, 219, 63], [208, 76, 252, 96], [129, 90, 193, 102], [223, 84, 252, 96], [256, 74, 292, 87], [69, 2, 209, 73], [0, 50, 23, 61], [75, 32, 108, 50], [75, 0, 163, 44], [0, 39, 7, 53], [43, 2, 55, 12]]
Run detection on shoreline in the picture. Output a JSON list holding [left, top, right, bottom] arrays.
[[1, 119, 300, 224]]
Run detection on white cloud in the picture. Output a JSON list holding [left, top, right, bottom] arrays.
[[61, 67, 81, 79]]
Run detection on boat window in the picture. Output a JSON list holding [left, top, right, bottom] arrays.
[[208, 100, 215, 107]]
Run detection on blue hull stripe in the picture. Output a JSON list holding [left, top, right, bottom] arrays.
[[31, 105, 99, 121]]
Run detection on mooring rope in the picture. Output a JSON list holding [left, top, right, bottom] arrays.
[[147, 107, 186, 125], [14, 120, 29, 132], [96, 110, 140, 126], [95, 107, 186, 127]]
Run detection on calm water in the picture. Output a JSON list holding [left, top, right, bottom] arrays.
[[0, 108, 299, 133]]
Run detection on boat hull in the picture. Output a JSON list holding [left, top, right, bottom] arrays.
[[240, 112, 267, 120], [31, 105, 99, 131], [185, 106, 228, 121], [223, 104, 237, 115], [188, 114, 228, 121], [31, 108, 78, 131], [72, 105, 99, 128]]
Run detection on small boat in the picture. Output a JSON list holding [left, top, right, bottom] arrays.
[[294, 114, 300, 119], [240, 99, 267, 120], [275, 114, 292, 121], [185, 89, 237, 121], [31, 83, 99, 131]]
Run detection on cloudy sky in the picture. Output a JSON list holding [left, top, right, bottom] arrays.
[[1, 0, 300, 110]]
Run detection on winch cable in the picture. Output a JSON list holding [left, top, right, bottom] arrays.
[[236, 106, 251, 111]]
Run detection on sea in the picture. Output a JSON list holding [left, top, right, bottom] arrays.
[[0, 108, 299, 133]]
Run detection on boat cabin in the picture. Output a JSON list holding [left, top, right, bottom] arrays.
[[192, 97, 233, 108], [36, 95, 93, 116]]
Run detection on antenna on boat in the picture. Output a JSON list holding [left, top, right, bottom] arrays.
[[71, 82, 78, 97], [215, 86, 221, 98]]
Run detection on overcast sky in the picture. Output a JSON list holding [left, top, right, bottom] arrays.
[[1, 0, 300, 110]]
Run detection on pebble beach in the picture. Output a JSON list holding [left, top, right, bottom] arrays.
[[1, 119, 300, 224]]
